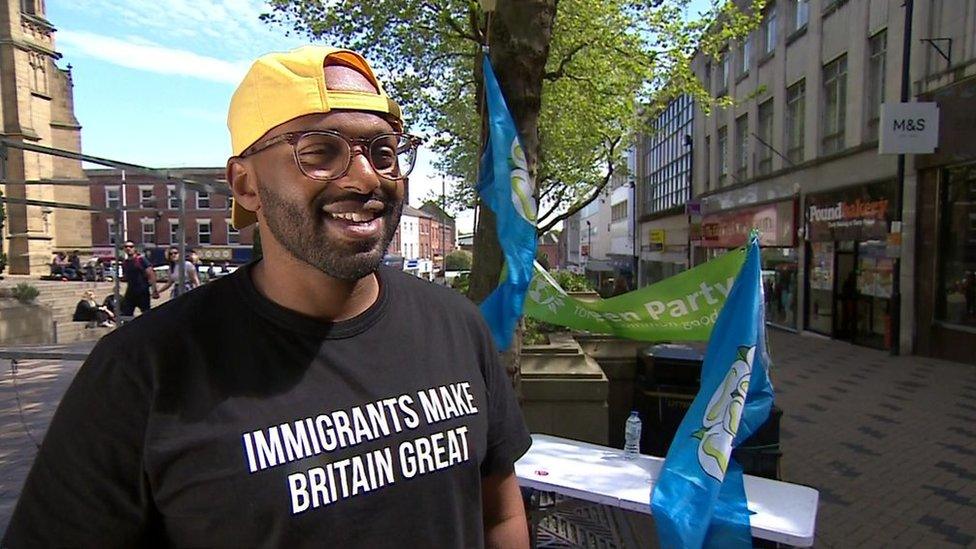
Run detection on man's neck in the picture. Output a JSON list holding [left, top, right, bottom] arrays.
[[250, 249, 380, 322]]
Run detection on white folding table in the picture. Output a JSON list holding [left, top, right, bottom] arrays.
[[515, 434, 818, 547]]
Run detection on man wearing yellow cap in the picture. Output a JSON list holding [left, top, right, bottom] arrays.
[[4, 46, 531, 548]]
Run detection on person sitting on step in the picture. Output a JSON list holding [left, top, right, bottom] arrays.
[[72, 289, 115, 328]]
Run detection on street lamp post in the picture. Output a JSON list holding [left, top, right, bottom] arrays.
[[441, 179, 447, 277], [585, 220, 592, 274], [889, 0, 913, 356], [629, 180, 638, 288]]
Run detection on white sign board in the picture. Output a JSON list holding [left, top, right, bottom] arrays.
[[879, 102, 939, 154]]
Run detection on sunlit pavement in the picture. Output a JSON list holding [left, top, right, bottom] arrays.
[[768, 329, 976, 547], [2, 330, 975, 546]]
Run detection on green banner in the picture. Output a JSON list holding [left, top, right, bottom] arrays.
[[524, 248, 746, 341]]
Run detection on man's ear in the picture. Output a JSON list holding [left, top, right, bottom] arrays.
[[227, 157, 260, 214]]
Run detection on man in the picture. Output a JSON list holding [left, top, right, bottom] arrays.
[[157, 246, 201, 298], [4, 46, 531, 548], [67, 250, 82, 280], [48, 251, 67, 279], [120, 240, 159, 315]]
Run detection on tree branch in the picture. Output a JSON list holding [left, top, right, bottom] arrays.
[[536, 176, 558, 201], [536, 201, 563, 229], [418, 1, 480, 43], [536, 175, 610, 235], [420, 51, 475, 81], [435, 79, 477, 110], [543, 42, 588, 81], [536, 137, 620, 235]]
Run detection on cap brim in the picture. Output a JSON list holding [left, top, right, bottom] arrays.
[[231, 199, 258, 230]]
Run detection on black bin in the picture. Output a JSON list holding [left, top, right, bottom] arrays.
[[637, 343, 706, 388], [634, 386, 784, 480], [634, 384, 697, 457]]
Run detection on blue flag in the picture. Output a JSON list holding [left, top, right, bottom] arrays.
[[650, 237, 775, 548], [476, 53, 538, 351]]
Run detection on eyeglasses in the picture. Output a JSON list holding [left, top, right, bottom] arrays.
[[241, 130, 422, 182], [124, 245, 135, 249]]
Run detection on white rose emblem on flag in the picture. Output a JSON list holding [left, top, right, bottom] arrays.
[[694, 345, 754, 481], [509, 140, 536, 223]]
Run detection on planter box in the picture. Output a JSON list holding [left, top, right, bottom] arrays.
[[0, 299, 54, 345], [573, 334, 648, 449], [521, 337, 608, 445]]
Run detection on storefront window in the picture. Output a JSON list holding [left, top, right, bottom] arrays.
[[855, 240, 893, 348], [939, 164, 976, 327], [807, 242, 834, 334], [706, 247, 798, 329], [805, 181, 896, 348], [761, 248, 798, 329]]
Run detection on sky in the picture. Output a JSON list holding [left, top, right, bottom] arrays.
[[47, 0, 472, 230], [47, 0, 715, 236]]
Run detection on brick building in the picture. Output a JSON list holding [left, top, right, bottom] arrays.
[[85, 167, 254, 265], [419, 201, 456, 270]]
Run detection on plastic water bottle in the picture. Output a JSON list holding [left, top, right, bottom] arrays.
[[624, 410, 642, 460]]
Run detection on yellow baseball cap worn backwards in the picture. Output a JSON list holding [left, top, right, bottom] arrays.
[[226, 45, 403, 229]]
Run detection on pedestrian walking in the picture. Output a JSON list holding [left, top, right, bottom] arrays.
[[157, 246, 200, 298], [3, 45, 531, 548], [119, 240, 159, 316]]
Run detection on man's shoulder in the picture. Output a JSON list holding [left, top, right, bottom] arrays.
[[109, 273, 238, 345], [381, 266, 482, 320]]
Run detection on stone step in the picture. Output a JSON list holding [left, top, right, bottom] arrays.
[[52, 321, 114, 344]]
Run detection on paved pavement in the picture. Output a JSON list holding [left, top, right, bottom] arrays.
[[1, 330, 975, 546], [0, 352, 85, 533], [768, 330, 976, 548]]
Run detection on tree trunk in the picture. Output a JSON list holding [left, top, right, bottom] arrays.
[[468, 0, 557, 392]]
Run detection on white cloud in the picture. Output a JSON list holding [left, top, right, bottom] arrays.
[[57, 30, 250, 84], [58, 0, 300, 59]]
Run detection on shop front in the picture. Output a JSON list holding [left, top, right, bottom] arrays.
[[584, 258, 616, 296], [698, 199, 799, 330], [804, 181, 897, 350], [638, 213, 689, 287], [915, 76, 976, 364]]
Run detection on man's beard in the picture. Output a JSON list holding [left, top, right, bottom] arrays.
[[257, 183, 403, 281]]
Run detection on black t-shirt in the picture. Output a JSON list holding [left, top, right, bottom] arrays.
[[3, 264, 531, 548], [122, 255, 152, 295]]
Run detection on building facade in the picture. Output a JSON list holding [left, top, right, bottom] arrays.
[[692, 0, 976, 359], [0, 0, 91, 274], [399, 205, 432, 278], [911, 1, 976, 364], [419, 201, 457, 271], [636, 94, 694, 287], [537, 231, 560, 270], [86, 168, 255, 265], [560, 212, 582, 273], [579, 186, 614, 292], [575, 148, 641, 293], [608, 164, 636, 288]]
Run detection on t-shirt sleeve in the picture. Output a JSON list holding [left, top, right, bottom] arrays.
[[2, 335, 158, 547], [479, 326, 532, 478]]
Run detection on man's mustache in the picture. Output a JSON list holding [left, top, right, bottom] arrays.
[[316, 191, 397, 215]]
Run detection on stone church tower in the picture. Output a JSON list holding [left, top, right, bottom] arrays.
[[0, 0, 90, 275]]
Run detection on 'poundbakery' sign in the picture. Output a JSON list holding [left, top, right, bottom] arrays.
[[807, 198, 889, 224], [806, 182, 896, 242]]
